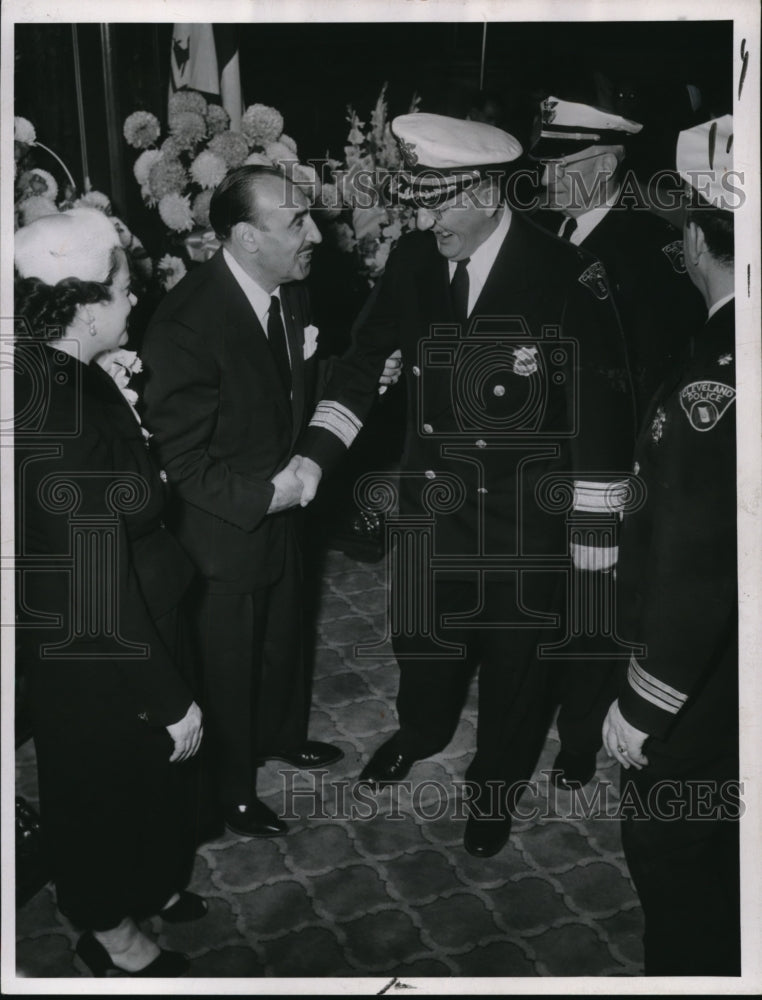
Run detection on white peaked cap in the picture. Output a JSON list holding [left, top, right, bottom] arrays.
[[392, 113, 522, 171], [15, 207, 122, 285], [676, 115, 735, 210]]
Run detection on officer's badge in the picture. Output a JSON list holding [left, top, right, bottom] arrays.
[[650, 406, 666, 442], [541, 98, 558, 124], [679, 380, 736, 431], [578, 262, 610, 301], [397, 137, 418, 168], [661, 240, 687, 274], [718, 353, 733, 366]]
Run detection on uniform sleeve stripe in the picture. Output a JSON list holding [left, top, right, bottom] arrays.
[[573, 480, 629, 514], [627, 657, 687, 714], [309, 401, 363, 448]]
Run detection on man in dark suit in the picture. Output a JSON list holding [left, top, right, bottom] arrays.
[[142, 166, 342, 838], [296, 114, 635, 857], [602, 116, 740, 975], [528, 96, 705, 788]]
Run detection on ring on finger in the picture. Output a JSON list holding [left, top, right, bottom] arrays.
[[617, 745, 627, 754]]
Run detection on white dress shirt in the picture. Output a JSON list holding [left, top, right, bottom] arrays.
[[447, 206, 512, 316], [222, 248, 288, 359], [558, 187, 622, 246]]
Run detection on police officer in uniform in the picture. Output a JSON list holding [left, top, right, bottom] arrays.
[[602, 116, 740, 975], [529, 96, 706, 789], [294, 114, 635, 858]]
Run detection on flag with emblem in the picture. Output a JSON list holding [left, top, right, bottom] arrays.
[[169, 24, 243, 129]]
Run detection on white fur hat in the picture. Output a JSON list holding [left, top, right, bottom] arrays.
[[15, 207, 122, 285]]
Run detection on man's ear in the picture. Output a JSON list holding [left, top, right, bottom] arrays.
[[684, 220, 705, 263], [599, 152, 619, 180], [233, 221, 259, 255]]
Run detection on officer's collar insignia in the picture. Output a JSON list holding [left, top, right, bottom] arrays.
[[578, 261, 609, 301], [718, 353, 733, 366], [541, 98, 558, 124], [397, 137, 419, 168], [679, 380, 736, 431], [650, 406, 667, 442], [661, 240, 687, 274]]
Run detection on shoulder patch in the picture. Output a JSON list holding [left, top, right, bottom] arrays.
[[679, 380, 736, 431], [661, 240, 687, 274], [578, 261, 609, 301]]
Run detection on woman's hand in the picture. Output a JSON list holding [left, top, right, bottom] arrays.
[[166, 701, 203, 762]]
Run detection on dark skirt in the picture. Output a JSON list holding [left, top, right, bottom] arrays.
[[24, 606, 199, 931]]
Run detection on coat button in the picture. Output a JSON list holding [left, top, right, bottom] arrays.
[[493, 385, 506, 397], [422, 423, 433, 434], [424, 470, 436, 479], [159, 470, 168, 483], [633, 461, 640, 475], [477, 487, 488, 494], [412, 365, 421, 376], [475, 439, 487, 448]]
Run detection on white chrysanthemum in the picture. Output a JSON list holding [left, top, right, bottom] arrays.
[[133, 149, 163, 187], [280, 133, 298, 155], [240, 104, 284, 146], [168, 110, 206, 150], [15, 116, 36, 144], [76, 190, 112, 213], [206, 103, 230, 136], [190, 150, 228, 189], [208, 131, 250, 168], [244, 152, 273, 167], [169, 90, 208, 117], [158, 254, 188, 291], [264, 141, 297, 167], [18, 196, 59, 226], [148, 157, 188, 200], [157, 192, 194, 232], [123, 110, 161, 149]]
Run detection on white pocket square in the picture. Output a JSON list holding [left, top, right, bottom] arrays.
[[303, 324, 319, 360]]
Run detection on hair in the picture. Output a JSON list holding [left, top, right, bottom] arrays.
[[685, 198, 734, 266], [14, 247, 121, 342], [209, 164, 290, 241]]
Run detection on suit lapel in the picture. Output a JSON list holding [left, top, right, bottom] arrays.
[[281, 284, 305, 445]]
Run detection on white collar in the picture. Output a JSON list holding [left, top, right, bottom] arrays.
[[561, 186, 621, 245], [707, 292, 734, 321], [448, 206, 512, 314], [223, 247, 279, 330]]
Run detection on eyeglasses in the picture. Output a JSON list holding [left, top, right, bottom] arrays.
[[539, 151, 602, 177]]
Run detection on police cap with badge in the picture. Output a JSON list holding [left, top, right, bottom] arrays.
[[391, 112, 523, 208], [676, 114, 735, 212], [529, 96, 643, 160]]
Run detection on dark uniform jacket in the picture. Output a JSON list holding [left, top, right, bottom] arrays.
[[617, 300, 737, 757], [141, 249, 316, 594], [15, 345, 194, 728], [301, 215, 635, 568], [533, 198, 705, 420]]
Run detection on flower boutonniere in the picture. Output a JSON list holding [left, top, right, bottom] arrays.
[[303, 324, 319, 360], [96, 348, 151, 440]]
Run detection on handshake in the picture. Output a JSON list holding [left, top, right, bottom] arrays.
[[268, 455, 323, 513]]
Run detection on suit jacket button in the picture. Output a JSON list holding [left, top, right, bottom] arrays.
[[424, 470, 436, 479]]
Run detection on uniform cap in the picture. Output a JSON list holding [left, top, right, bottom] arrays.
[[391, 113, 522, 208], [676, 115, 735, 210], [15, 207, 121, 286], [530, 96, 643, 159]]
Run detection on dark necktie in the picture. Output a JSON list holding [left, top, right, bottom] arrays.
[[267, 295, 291, 393], [559, 217, 578, 241], [450, 257, 471, 323]]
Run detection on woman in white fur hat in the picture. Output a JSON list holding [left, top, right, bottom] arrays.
[[14, 208, 205, 977]]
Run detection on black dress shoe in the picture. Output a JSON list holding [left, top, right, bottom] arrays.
[[551, 749, 597, 789], [224, 798, 288, 837], [259, 741, 344, 769], [358, 739, 417, 786], [159, 890, 208, 923], [75, 932, 189, 977], [463, 813, 512, 858]]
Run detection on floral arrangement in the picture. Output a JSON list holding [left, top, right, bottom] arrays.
[[96, 348, 150, 439], [123, 92, 318, 241], [13, 116, 153, 289], [319, 84, 421, 284]]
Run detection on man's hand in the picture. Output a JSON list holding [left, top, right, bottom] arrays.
[[166, 701, 203, 762], [571, 542, 619, 572], [292, 455, 323, 507], [268, 457, 305, 513], [602, 699, 649, 770], [378, 349, 402, 395]]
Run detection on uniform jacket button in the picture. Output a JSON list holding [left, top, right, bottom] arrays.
[[493, 385, 506, 397], [424, 470, 436, 479], [477, 487, 488, 494], [412, 365, 421, 376], [159, 470, 168, 483], [475, 439, 487, 448], [422, 423, 433, 434]]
